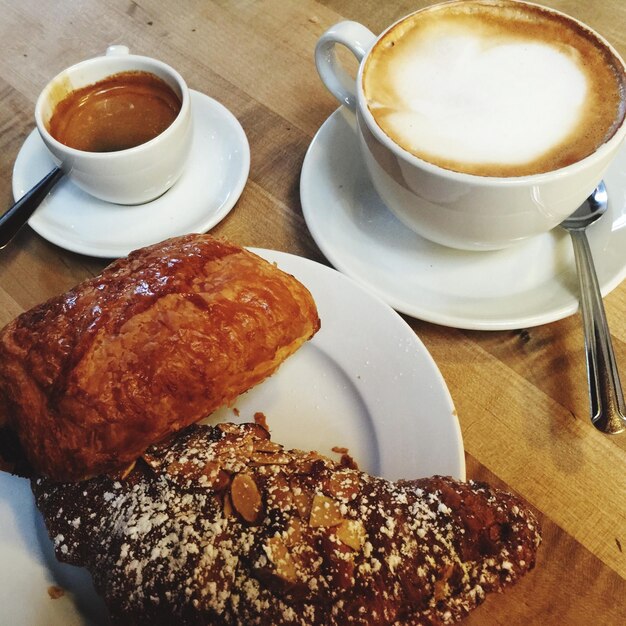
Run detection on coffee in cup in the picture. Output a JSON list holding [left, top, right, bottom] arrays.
[[48, 70, 182, 153], [315, 1, 626, 250], [362, 0, 626, 178], [36, 45, 192, 205]]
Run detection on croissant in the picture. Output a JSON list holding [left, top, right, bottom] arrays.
[[32, 422, 541, 625], [0, 235, 320, 481]]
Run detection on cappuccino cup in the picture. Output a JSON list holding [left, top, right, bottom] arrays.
[[35, 45, 192, 205], [315, 0, 626, 250]]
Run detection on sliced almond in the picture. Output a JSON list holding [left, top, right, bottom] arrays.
[[284, 518, 303, 547], [217, 423, 241, 435], [200, 461, 231, 491], [244, 421, 271, 441], [166, 460, 196, 479], [165, 459, 231, 491], [265, 471, 293, 510], [289, 477, 313, 519], [214, 437, 254, 465], [251, 451, 292, 466], [321, 532, 356, 590], [253, 440, 284, 453], [289, 450, 330, 475], [231, 472, 263, 523], [264, 536, 298, 583], [309, 494, 344, 528], [141, 452, 160, 471], [223, 492, 234, 518], [326, 470, 361, 501], [335, 519, 366, 551]]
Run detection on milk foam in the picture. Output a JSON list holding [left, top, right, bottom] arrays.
[[379, 29, 586, 166], [363, 2, 626, 176]]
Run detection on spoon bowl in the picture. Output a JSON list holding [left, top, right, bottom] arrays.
[[560, 181, 609, 231]]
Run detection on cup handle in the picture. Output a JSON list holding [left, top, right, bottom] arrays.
[[315, 21, 376, 112], [106, 45, 130, 56]]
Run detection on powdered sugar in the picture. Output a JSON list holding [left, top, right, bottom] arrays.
[[32, 423, 541, 624]]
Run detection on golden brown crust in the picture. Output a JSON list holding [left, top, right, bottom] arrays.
[[32, 423, 541, 625], [0, 235, 319, 480]]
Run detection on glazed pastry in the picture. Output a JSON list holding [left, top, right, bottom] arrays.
[[33, 423, 541, 625], [0, 235, 320, 481]]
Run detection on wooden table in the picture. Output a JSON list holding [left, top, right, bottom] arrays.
[[0, 1, 624, 624]]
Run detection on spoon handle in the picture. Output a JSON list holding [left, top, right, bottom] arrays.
[[0, 167, 64, 250], [570, 229, 626, 434]]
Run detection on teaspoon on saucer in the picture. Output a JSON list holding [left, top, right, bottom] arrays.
[[0, 166, 64, 249], [560, 181, 626, 434]]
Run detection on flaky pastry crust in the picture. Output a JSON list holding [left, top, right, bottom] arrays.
[[0, 235, 319, 480]]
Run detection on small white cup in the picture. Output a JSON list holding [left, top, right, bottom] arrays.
[[35, 45, 192, 205], [315, 5, 626, 251]]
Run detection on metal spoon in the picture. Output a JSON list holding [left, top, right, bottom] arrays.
[[0, 167, 64, 250], [560, 181, 626, 434]]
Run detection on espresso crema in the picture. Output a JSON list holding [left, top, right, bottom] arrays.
[[48, 71, 181, 153], [362, 0, 626, 177]]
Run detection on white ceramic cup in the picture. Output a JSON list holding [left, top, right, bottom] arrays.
[[35, 45, 192, 205], [315, 4, 626, 251]]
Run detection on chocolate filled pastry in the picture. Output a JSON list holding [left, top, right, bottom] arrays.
[[0, 235, 320, 481], [33, 423, 541, 625]]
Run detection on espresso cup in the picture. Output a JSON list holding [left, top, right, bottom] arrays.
[[315, 0, 626, 250], [35, 45, 192, 205]]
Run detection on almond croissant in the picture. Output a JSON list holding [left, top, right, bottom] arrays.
[[0, 235, 319, 481], [32, 422, 541, 625]]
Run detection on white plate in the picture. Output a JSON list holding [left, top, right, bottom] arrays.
[[12, 90, 250, 258], [0, 249, 463, 625], [300, 107, 626, 330]]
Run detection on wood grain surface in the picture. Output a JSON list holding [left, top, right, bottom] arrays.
[[0, 1, 624, 624]]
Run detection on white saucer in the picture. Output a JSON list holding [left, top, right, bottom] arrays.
[[12, 90, 250, 258], [300, 107, 626, 330]]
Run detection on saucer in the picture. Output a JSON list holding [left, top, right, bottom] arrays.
[[12, 90, 250, 258], [300, 108, 626, 330]]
